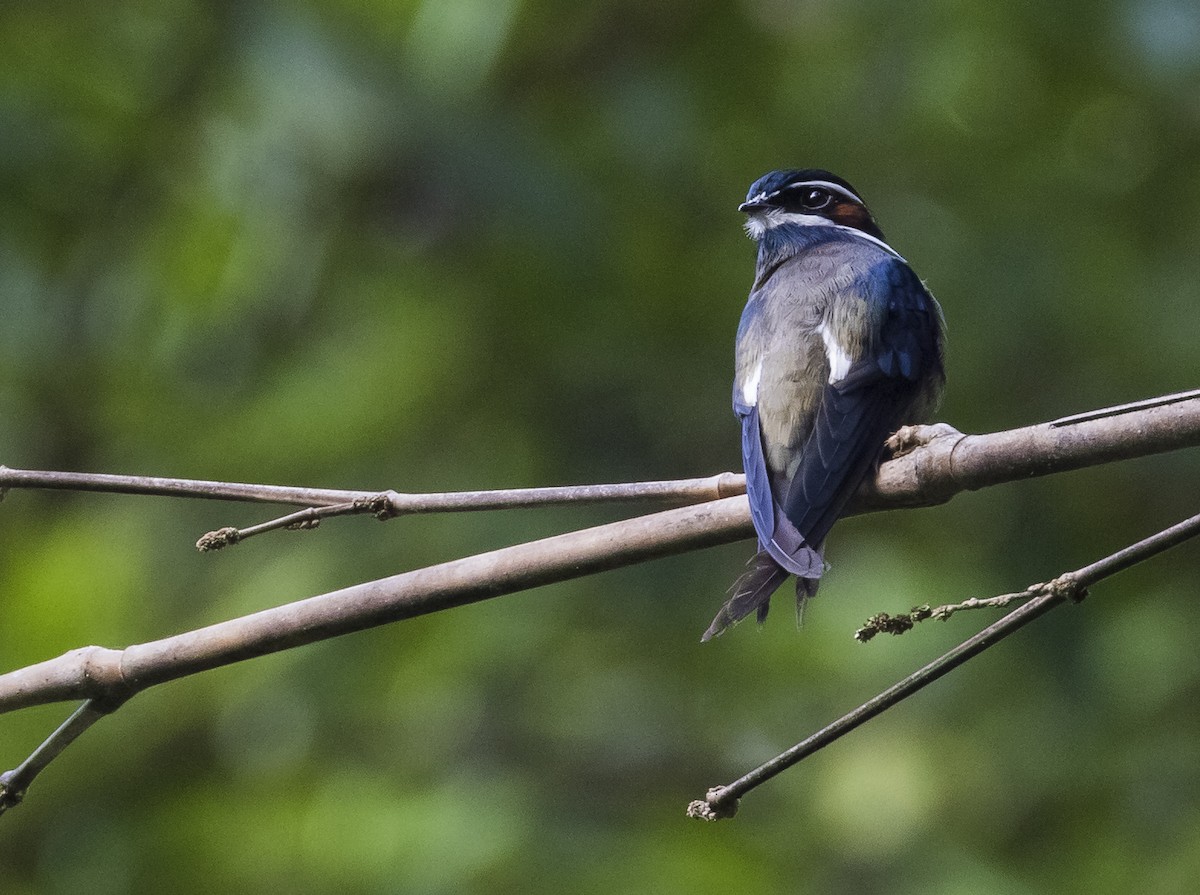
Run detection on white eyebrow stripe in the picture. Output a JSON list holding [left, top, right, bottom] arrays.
[[779, 179, 865, 205]]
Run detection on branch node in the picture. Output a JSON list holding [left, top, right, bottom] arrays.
[[355, 492, 398, 521], [196, 527, 241, 552], [686, 787, 739, 821], [0, 772, 25, 815], [1044, 572, 1088, 604], [79, 645, 133, 701], [715, 472, 746, 499]]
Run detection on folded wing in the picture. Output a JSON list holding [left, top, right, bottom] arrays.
[[783, 258, 942, 544]]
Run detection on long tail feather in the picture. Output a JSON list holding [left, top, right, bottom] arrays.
[[704, 552, 795, 641]]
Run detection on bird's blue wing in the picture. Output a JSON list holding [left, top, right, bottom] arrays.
[[734, 398, 774, 546], [736, 397, 826, 578], [782, 258, 942, 545]]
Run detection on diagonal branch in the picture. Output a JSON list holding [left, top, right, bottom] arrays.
[[0, 394, 1198, 715], [0, 497, 753, 713], [0, 698, 125, 814], [686, 506, 1200, 821]]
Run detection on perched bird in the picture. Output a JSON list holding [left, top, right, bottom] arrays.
[[703, 169, 945, 641]]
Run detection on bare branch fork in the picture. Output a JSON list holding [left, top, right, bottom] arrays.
[[0, 389, 1198, 815]]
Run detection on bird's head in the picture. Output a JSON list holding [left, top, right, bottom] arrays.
[[739, 169, 885, 242]]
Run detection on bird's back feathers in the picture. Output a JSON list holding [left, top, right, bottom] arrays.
[[709, 217, 944, 639]]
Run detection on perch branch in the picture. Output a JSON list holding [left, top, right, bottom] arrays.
[[854, 388, 1200, 511], [8, 385, 1199, 713], [0, 467, 365, 507], [1, 390, 1198, 810], [0, 388, 1196, 534], [687, 506, 1200, 821]]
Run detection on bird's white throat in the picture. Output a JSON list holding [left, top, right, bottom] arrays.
[[744, 211, 904, 260]]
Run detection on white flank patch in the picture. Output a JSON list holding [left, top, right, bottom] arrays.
[[818, 323, 853, 384], [741, 360, 763, 405]]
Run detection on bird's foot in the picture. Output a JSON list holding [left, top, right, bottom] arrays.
[[885, 423, 963, 460]]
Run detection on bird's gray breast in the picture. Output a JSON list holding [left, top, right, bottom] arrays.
[[735, 239, 880, 483]]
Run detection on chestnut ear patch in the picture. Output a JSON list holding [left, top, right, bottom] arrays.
[[829, 201, 885, 241]]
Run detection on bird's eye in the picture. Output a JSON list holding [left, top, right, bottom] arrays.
[[800, 188, 832, 210]]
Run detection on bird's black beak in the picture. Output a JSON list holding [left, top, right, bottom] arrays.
[[738, 192, 773, 213]]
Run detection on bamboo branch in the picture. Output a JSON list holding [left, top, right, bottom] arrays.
[[8, 388, 1198, 714], [856, 388, 1200, 511], [0, 394, 1196, 716], [686, 506, 1200, 821], [0, 390, 1198, 813], [0, 496, 753, 713]]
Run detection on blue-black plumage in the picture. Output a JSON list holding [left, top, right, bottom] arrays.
[[703, 169, 945, 641]]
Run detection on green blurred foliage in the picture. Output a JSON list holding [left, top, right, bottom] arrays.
[[2, 0, 1200, 891]]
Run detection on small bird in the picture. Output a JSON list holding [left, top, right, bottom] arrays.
[[703, 169, 945, 640]]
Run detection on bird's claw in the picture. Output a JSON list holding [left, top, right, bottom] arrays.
[[885, 423, 962, 459]]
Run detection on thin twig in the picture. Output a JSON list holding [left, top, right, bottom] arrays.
[[687, 508, 1200, 820], [0, 698, 123, 814], [196, 495, 393, 551], [0, 388, 1197, 529], [0, 465, 746, 513], [0, 467, 365, 507], [1048, 387, 1200, 427], [855, 592, 1030, 641]]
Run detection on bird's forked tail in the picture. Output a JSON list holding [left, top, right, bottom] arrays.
[[702, 551, 820, 641]]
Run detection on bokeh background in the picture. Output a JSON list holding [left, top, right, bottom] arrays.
[[2, 1, 1200, 892]]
